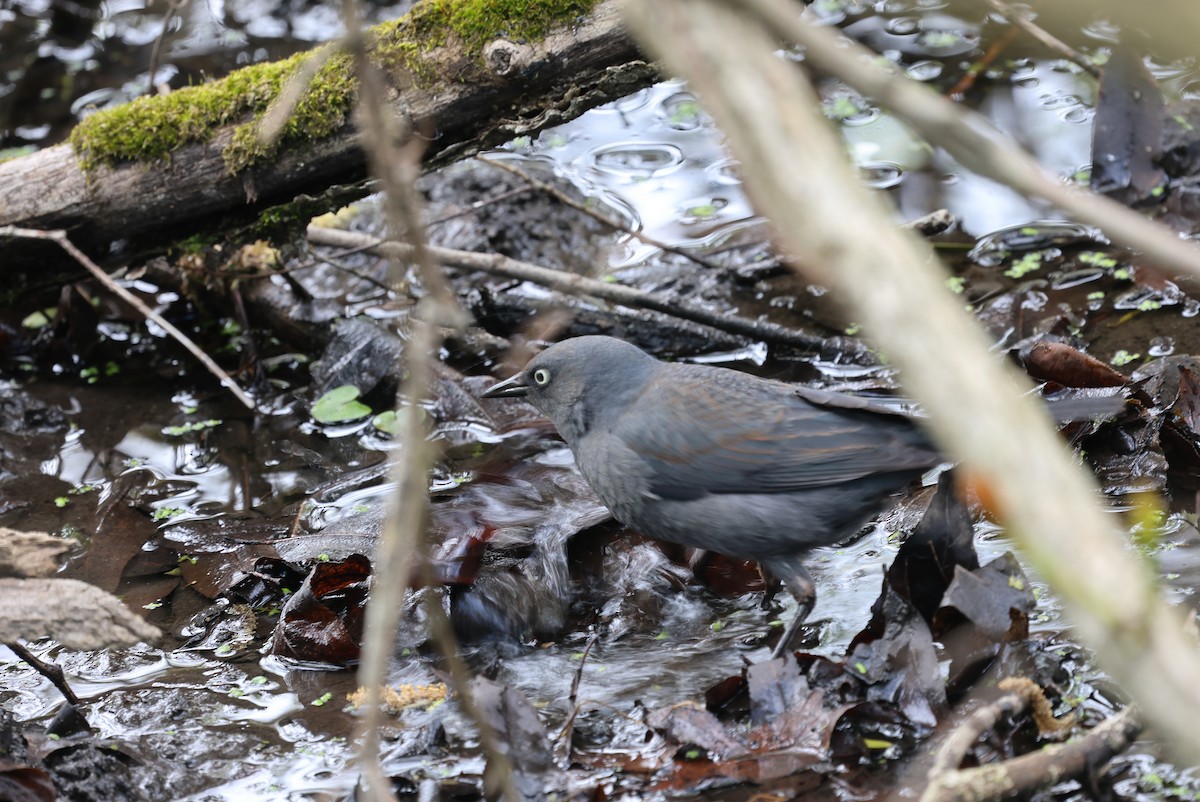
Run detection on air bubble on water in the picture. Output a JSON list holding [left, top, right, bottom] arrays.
[[1148, 337, 1175, 357]]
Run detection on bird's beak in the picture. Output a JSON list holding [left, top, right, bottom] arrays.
[[482, 372, 530, 398]]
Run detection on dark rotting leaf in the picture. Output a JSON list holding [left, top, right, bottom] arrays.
[[746, 651, 807, 725], [471, 676, 558, 799], [848, 584, 945, 728], [309, 317, 404, 402], [1092, 43, 1166, 204], [872, 470, 976, 628], [939, 553, 1034, 642]]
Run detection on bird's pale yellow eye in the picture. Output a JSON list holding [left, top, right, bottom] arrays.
[[532, 368, 551, 386]]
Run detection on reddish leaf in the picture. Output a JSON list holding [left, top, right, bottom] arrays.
[[1174, 366, 1200, 433], [0, 762, 55, 802], [270, 554, 371, 664], [1025, 341, 1128, 388]]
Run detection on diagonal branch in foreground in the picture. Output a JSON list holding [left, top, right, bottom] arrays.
[[620, 0, 1200, 765]]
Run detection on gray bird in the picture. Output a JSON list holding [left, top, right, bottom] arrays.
[[483, 335, 944, 655]]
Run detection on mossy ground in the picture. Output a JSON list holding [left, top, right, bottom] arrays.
[[68, 0, 598, 175]]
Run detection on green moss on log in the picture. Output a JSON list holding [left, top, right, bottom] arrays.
[[68, 0, 598, 175]]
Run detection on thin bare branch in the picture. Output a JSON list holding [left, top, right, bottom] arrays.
[[341, 2, 511, 799], [0, 226, 255, 410], [7, 641, 82, 707], [740, 0, 1200, 279], [921, 686, 1138, 802], [306, 224, 857, 356], [256, 41, 341, 147], [983, 0, 1101, 78]]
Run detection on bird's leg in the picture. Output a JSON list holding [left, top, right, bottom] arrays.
[[760, 568, 784, 611], [769, 564, 816, 659]]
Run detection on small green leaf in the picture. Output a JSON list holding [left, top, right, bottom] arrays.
[[21, 309, 55, 328], [312, 691, 334, 706], [163, 419, 223, 436], [372, 409, 401, 434], [863, 738, 893, 749], [1004, 251, 1044, 279], [312, 386, 371, 423], [1110, 350, 1140, 367]]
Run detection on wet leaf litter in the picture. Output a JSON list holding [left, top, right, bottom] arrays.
[[6, 6, 1200, 801]]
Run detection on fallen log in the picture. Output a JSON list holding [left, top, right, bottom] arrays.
[[0, 0, 651, 249]]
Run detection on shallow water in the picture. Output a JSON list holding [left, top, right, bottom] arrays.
[[3, 1, 1200, 799]]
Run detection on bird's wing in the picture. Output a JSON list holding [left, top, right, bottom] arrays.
[[613, 367, 941, 499]]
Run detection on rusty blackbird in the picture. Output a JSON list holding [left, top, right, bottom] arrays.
[[483, 335, 945, 655]]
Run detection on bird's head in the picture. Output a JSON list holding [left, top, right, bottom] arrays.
[[483, 336, 659, 442]]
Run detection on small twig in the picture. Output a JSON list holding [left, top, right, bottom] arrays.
[[552, 630, 599, 762], [146, 0, 189, 93], [478, 154, 727, 272], [305, 252, 394, 294], [306, 225, 858, 356], [946, 22, 1022, 98], [8, 641, 81, 707], [255, 41, 341, 147], [920, 685, 1139, 802], [425, 185, 539, 228], [903, 209, 956, 237], [983, 0, 1101, 79], [0, 226, 255, 411], [568, 631, 599, 706]]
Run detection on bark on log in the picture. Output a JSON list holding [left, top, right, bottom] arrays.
[[0, 0, 651, 248]]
